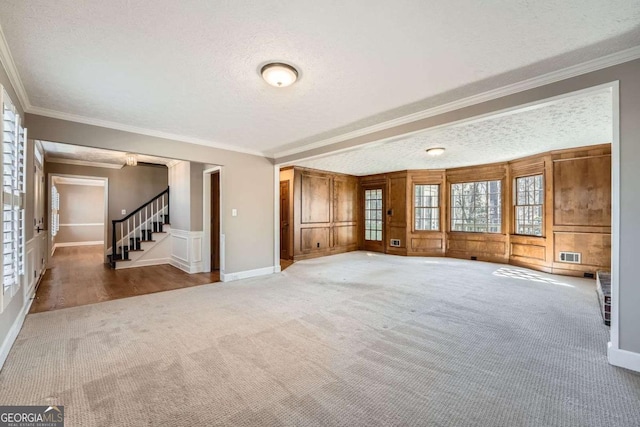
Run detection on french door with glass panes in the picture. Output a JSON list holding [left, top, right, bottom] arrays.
[[363, 187, 384, 252]]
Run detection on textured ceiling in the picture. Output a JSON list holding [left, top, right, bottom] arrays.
[[295, 90, 612, 175], [42, 141, 174, 166], [0, 1, 638, 156]]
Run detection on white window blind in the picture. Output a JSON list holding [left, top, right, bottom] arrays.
[[51, 185, 60, 237], [2, 88, 26, 300]]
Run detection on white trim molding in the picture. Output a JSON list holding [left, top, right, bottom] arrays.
[[0, 287, 34, 371], [0, 23, 30, 111], [54, 240, 103, 248], [117, 257, 171, 269], [46, 157, 123, 170], [220, 265, 279, 282], [272, 46, 640, 159], [170, 229, 204, 274], [608, 345, 640, 372]]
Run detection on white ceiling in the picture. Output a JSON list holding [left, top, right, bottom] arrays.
[[42, 141, 175, 167], [0, 1, 638, 157], [295, 90, 612, 175]]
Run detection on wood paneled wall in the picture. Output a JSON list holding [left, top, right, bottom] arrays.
[[446, 163, 510, 264], [292, 167, 359, 260], [286, 144, 611, 276], [407, 170, 446, 256], [356, 144, 611, 277]]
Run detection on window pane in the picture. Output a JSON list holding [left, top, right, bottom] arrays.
[[514, 175, 544, 236], [414, 185, 439, 231], [364, 189, 383, 241], [450, 180, 501, 233]]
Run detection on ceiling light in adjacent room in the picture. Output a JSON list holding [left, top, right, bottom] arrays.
[[426, 147, 445, 156], [261, 63, 299, 87], [125, 153, 138, 166]]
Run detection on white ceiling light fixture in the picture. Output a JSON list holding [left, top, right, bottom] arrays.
[[125, 153, 138, 166], [261, 63, 299, 87], [426, 147, 445, 156]]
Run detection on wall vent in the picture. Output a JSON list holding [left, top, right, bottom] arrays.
[[390, 239, 401, 247], [559, 251, 581, 264]]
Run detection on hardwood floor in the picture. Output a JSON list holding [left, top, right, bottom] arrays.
[[30, 245, 219, 314], [280, 259, 294, 271]]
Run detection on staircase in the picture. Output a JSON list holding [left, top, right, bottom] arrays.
[[109, 187, 171, 269]]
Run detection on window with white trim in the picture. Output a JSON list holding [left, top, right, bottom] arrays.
[[514, 174, 544, 236], [450, 180, 502, 233], [414, 184, 439, 231], [2, 88, 26, 300]]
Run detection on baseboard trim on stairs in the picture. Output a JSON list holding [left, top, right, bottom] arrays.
[[608, 343, 640, 372], [116, 257, 170, 269], [220, 265, 278, 282], [0, 287, 35, 372]]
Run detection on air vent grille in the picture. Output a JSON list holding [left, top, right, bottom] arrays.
[[390, 239, 401, 247], [559, 251, 581, 264]]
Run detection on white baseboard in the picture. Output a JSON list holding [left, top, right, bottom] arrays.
[[54, 240, 103, 249], [220, 265, 278, 282], [0, 288, 35, 371], [116, 258, 170, 269], [170, 256, 203, 274], [608, 343, 640, 372]]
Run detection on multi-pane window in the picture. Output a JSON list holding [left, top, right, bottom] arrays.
[[364, 189, 382, 241], [515, 174, 544, 236], [451, 180, 502, 233], [2, 88, 26, 299], [414, 184, 439, 231]]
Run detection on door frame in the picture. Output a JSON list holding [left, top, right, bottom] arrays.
[[361, 183, 386, 253], [279, 179, 292, 260], [202, 166, 223, 273], [47, 173, 109, 263]]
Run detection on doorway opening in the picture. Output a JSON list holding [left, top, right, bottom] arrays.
[[362, 185, 385, 253], [203, 166, 222, 274], [279, 167, 294, 270]]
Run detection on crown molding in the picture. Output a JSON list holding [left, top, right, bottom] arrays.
[[27, 106, 265, 157], [272, 45, 640, 160], [0, 23, 31, 112], [46, 157, 124, 170], [3, 15, 639, 162], [165, 159, 182, 168]]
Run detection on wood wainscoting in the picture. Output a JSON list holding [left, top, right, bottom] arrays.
[[286, 143, 611, 278], [292, 167, 359, 260]]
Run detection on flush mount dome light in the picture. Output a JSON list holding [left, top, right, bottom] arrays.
[[426, 147, 445, 156], [261, 63, 298, 87]]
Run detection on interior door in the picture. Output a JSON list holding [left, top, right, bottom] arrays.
[[363, 187, 384, 252], [210, 172, 220, 270], [34, 142, 46, 279], [280, 180, 290, 259]]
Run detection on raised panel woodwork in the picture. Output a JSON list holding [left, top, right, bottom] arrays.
[[510, 243, 545, 261], [300, 227, 330, 252], [388, 175, 407, 227], [553, 155, 611, 227], [448, 238, 506, 254], [411, 238, 443, 250], [335, 225, 357, 247], [293, 167, 359, 261], [334, 177, 358, 223], [301, 173, 331, 224], [554, 232, 610, 268]]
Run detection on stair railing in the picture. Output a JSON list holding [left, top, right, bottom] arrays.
[[110, 186, 170, 267]]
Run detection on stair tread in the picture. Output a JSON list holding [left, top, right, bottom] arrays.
[[140, 240, 156, 243]]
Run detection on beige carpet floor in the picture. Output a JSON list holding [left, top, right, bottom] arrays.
[[1, 252, 639, 426]]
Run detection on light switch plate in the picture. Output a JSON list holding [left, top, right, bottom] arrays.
[[232, 209, 237, 217], [121, 209, 126, 215]]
